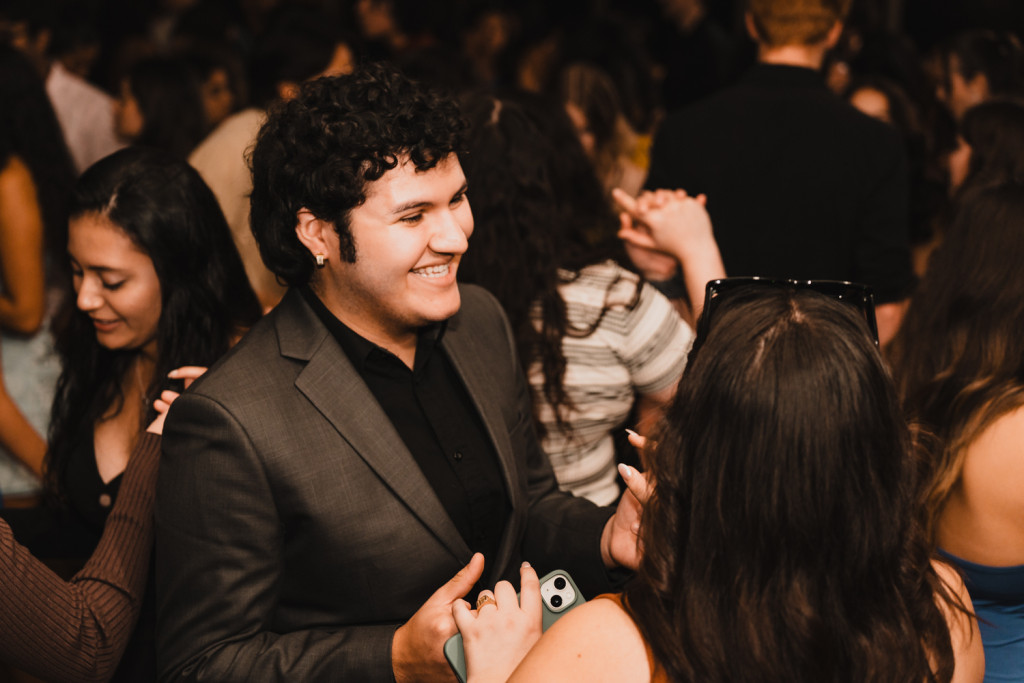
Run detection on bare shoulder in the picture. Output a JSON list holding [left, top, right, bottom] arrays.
[[967, 404, 1024, 464], [509, 596, 651, 683], [962, 404, 1024, 510], [930, 560, 985, 683]]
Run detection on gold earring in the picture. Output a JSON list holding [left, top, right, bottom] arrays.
[[315, 253, 326, 267]]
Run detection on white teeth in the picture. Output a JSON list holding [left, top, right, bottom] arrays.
[[412, 264, 450, 278]]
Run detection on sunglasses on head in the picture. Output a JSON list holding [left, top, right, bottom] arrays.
[[694, 277, 879, 351]]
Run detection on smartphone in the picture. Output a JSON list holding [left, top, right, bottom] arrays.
[[443, 569, 585, 683]]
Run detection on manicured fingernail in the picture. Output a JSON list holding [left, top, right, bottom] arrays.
[[167, 369, 179, 377], [618, 463, 634, 480], [625, 428, 639, 438], [521, 561, 531, 569]]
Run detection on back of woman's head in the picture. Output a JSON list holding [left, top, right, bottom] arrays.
[[48, 147, 260, 497], [127, 55, 208, 158], [459, 90, 614, 323], [891, 183, 1024, 524], [959, 99, 1024, 191], [459, 90, 627, 435], [629, 289, 953, 681]]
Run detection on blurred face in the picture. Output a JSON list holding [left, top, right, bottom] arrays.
[[312, 154, 473, 347], [114, 79, 143, 141], [941, 54, 990, 120], [200, 67, 235, 128], [69, 213, 162, 356], [356, 0, 395, 39], [849, 87, 892, 124]]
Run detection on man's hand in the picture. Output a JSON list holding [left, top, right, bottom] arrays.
[[393, 553, 486, 682]]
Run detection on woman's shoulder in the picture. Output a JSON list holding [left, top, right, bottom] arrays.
[[961, 403, 1024, 513], [508, 593, 651, 682]]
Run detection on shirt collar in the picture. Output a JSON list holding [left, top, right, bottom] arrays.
[[299, 286, 447, 372], [742, 62, 827, 89]]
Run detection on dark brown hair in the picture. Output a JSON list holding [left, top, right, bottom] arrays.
[[627, 288, 956, 681]]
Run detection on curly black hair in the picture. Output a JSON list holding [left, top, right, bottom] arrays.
[[249, 62, 467, 287]]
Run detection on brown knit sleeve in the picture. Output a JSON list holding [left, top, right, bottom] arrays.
[[0, 431, 161, 682]]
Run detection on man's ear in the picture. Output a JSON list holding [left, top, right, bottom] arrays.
[[294, 208, 332, 259]]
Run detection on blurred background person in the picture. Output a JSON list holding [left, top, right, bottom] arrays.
[[113, 53, 208, 159], [188, 5, 356, 312], [890, 183, 1024, 681], [459, 91, 698, 503], [0, 43, 75, 503]]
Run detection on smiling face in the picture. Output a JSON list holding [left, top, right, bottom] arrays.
[[69, 213, 162, 357], [309, 153, 473, 351]]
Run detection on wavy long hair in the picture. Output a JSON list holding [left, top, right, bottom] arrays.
[[626, 289, 956, 681], [889, 183, 1024, 538], [45, 147, 261, 501], [458, 91, 636, 436]]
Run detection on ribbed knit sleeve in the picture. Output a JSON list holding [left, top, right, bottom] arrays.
[[0, 432, 160, 682]]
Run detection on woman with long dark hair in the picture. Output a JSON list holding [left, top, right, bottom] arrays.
[[47, 147, 260, 505], [459, 91, 697, 504], [0, 146, 258, 680], [890, 183, 1024, 679], [458, 286, 984, 682], [2, 146, 260, 680]]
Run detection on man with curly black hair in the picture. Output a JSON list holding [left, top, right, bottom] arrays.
[[155, 63, 641, 682]]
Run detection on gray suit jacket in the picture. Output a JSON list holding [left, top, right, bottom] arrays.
[[155, 285, 615, 682]]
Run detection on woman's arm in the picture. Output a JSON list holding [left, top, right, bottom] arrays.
[[614, 188, 726, 325], [0, 156, 46, 335], [0, 431, 160, 682], [0, 341, 46, 477], [932, 560, 985, 683]]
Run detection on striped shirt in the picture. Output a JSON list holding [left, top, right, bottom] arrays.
[[530, 261, 692, 504]]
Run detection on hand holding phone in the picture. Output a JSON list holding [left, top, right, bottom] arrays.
[[446, 567, 585, 683]]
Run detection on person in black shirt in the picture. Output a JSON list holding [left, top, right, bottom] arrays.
[[155, 63, 643, 682], [641, 0, 915, 346]]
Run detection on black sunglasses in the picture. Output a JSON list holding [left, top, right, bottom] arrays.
[[695, 277, 879, 350]]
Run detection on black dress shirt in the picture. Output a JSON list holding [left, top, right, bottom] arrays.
[[300, 287, 509, 567]]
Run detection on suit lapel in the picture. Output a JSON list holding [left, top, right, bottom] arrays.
[[275, 291, 471, 562]]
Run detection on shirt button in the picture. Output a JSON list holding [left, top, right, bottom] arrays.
[[98, 493, 112, 508], [453, 451, 463, 461]]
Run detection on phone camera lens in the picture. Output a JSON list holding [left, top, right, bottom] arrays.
[[550, 595, 563, 608], [554, 577, 566, 590]]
